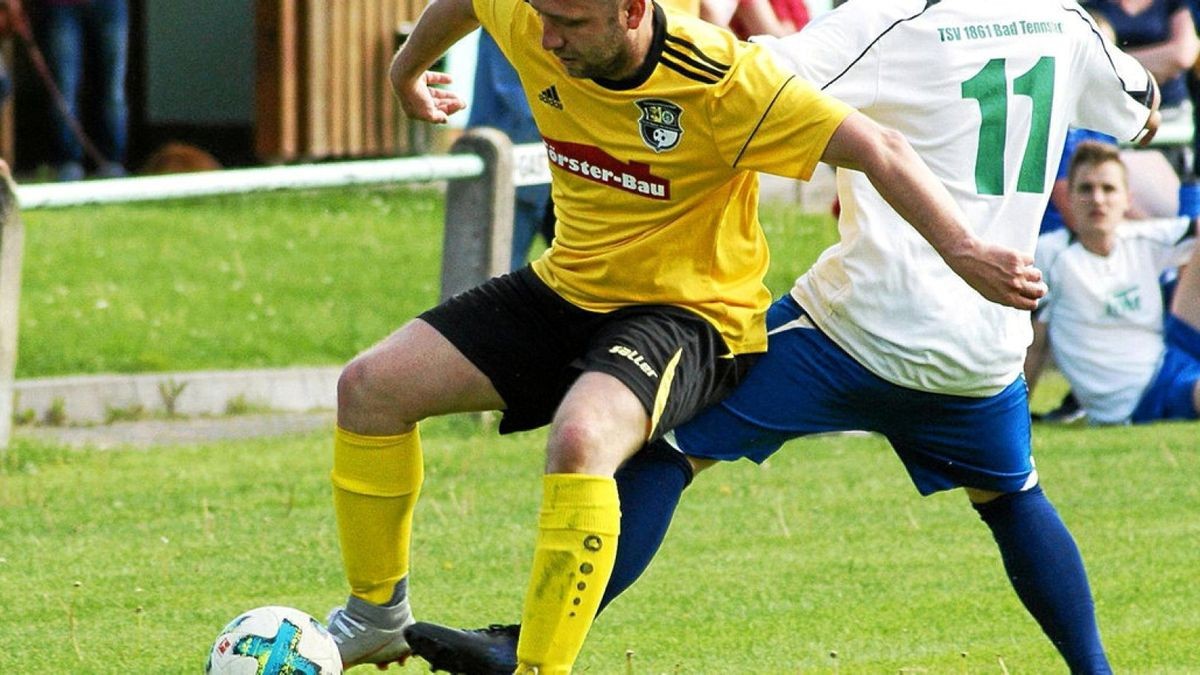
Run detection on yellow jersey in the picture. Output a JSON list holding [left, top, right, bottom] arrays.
[[475, 0, 852, 354]]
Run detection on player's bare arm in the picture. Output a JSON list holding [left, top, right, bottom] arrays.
[[389, 0, 477, 123], [820, 111, 1045, 311]]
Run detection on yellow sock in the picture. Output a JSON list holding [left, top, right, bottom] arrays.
[[516, 474, 620, 674], [330, 425, 423, 605]]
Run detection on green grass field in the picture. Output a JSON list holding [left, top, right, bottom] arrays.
[[1, 419, 1197, 673], [15, 187, 834, 379], [6, 187, 1199, 672], [16, 186, 447, 378]]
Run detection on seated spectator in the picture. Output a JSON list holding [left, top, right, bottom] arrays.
[[1026, 141, 1200, 425], [1041, 129, 1121, 238], [1041, 129, 1181, 236], [1085, 0, 1199, 171], [468, 30, 553, 270], [1035, 126, 1182, 422]]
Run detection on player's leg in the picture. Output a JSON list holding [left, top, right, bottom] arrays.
[[400, 439, 698, 674], [397, 304, 746, 673], [403, 296, 863, 671], [329, 267, 584, 668], [600, 443, 702, 612], [514, 371, 644, 674], [967, 485, 1109, 674], [514, 305, 749, 673], [883, 379, 1109, 673], [329, 319, 505, 667], [1129, 341, 1200, 422], [596, 296, 863, 611], [517, 394, 714, 673], [1164, 242, 1200, 415]]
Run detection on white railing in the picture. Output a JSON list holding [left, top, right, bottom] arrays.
[[0, 130, 548, 448], [15, 156, 486, 210]]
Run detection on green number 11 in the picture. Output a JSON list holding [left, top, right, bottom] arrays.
[[961, 57, 1055, 195]]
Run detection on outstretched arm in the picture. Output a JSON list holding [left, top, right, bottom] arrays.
[[388, 0, 478, 123], [820, 112, 1046, 311]]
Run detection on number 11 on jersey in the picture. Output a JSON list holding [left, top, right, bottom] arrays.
[[962, 57, 1055, 196]]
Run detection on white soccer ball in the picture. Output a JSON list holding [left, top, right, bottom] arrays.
[[205, 606, 343, 675]]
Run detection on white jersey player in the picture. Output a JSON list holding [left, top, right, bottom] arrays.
[[761, 0, 1157, 395], [403, 2, 1162, 672], [666, 1, 1160, 671]]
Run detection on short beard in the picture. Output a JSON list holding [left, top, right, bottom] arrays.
[[571, 48, 633, 80]]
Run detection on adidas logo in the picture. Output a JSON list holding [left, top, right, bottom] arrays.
[[539, 85, 563, 110]]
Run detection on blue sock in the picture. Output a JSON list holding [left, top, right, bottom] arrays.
[[973, 486, 1111, 674], [598, 439, 693, 614]]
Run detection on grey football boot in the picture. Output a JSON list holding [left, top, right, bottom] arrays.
[[326, 581, 414, 669]]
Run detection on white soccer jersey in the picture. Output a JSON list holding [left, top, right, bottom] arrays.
[[1037, 219, 1194, 423], [755, 0, 1155, 395]]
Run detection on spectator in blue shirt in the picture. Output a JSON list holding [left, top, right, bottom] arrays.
[[468, 30, 553, 270]]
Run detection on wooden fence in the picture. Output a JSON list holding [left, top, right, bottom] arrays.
[[255, 0, 431, 162]]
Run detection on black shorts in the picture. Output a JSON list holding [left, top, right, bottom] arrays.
[[420, 266, 757, 439]]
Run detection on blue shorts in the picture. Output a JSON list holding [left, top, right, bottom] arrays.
[[1131, 315, 1200, 423], [671, 296, 1037, 496]]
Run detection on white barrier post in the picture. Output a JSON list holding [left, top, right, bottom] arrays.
[[440, 128, 515, 301], [0, 161, 24, 450]]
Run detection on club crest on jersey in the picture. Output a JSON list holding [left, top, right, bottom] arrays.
[[636, 99, 683, 152]]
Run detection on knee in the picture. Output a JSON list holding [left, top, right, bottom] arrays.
[[337, 357, 376, 412], [687, 455, 716, 476], [970, 484, 1046, 520], [965, 487, 1004, 505], [546, 419, 616, 475], [337, 356, 419, 429]]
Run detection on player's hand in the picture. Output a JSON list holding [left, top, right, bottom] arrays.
[[1136, 109, 1162, 147], [392, 71, 466, 124], [944, 240, 1045, 311], [1135, 75, 1162, 147]]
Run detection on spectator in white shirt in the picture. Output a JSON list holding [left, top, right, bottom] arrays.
[[1027, 140, 1200, 424]]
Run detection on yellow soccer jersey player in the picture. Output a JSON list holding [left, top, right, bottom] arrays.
[[328, 0, 1049, 673], [478, 0, 852, 355]]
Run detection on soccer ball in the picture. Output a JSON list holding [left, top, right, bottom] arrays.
[[205, 606, 343, 675]]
